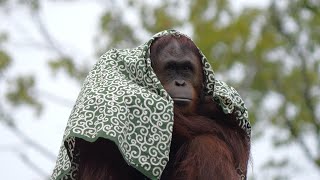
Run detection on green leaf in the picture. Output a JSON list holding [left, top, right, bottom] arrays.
[[0, 50, 11, 73], [6, 75, 43, 115], [48, 57, 75, 76]]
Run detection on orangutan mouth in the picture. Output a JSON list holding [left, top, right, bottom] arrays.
[[172, 98, 192, 106]]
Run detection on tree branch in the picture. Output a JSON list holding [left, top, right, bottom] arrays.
[[31, 11, 66, 57], [284, 113, 314, 161], [36, 88, 74, 107], [19, 152, 50, 178], [270, 1, 320, 163], [0, 104, 56, 161]]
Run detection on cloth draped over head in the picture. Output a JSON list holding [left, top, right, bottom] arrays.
[[51, 29, 251, 180]]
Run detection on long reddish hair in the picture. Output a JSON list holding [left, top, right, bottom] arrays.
[[160, 107, 250, 180], [77, 108, 250, 180], [150, 34, 202, 63]]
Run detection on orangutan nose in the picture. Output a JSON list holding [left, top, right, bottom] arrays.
[[175, 80, 186, 86]]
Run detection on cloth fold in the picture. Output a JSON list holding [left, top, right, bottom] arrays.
[[51, 29, 251, 180]]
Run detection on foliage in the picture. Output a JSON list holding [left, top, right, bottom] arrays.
[[0, 50, 10, 73], [0, 0, 319, 179], [48, 57, 88, 81], [5, 75, 43, 114]]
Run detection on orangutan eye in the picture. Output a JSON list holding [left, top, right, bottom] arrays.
[[165, 62, 177, 71], [181, 62, 194, 72]]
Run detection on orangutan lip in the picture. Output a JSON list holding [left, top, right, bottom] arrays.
[[172, 98, 192, 102]]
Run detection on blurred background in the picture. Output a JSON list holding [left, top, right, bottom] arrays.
[[0, 0, 319, 179]]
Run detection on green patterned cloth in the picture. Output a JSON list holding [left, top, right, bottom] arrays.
[[51, 29, 251, 180]]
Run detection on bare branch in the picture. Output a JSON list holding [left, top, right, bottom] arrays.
[[31, 11, 66, 57], [0, 104, 56, 161], [36, 89, 74, 107], [19, 152, 50, 178], [284, 114, 314, 161], [6, 124, 56, 160]]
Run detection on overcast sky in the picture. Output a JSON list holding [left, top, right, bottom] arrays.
[[1, 0, 319, 179]]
